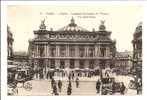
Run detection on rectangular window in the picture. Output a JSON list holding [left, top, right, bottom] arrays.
[[79, 60, 84, 69], [89, 46, 94, 57], [70, 46, 75, 57], [60, 60, 65, 69], [60, 46, 66, 57], [79, 47, 84, 57], [89, 60, 94, 69], [70, 59, 74, 69], [50, 60, 55, 68], [50, 46, 56, 57]]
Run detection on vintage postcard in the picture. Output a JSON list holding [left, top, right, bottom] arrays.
[[2, 1, 144, 97]]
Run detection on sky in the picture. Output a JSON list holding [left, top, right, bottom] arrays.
[[7, 5, 142, 52]]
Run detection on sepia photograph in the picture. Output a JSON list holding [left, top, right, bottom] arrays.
[[6, 2, 142, 96]]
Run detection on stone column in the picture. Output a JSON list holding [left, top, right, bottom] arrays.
[[94, 60, 99, 69], [48, 60, 50, 69], [105, 46, 107, 57], [47, 44, 50, 57], [56, 45, 60, 57], [33, 60, 38, 79], [98, 45, 101, 57], [75, 45, 79, 57], [34, 60, 37, 71], [106, 47, 110, 57], [66, 44, 69, 57], [85, 60, 89, 68], [75, 60, 79, 68], [34, 45, 36, 57], [55, 59, 60, 69], [46, 45, 47, 57], [94, 44, 98, 57], [38, 45, 41, 57], [43, 59, 48, 79], [65, 59, 70, 68], [84, 46, 87, 57], [36, 45, 38, 57], [44, 45, 47, 57], [86, 46, 89, 57], [46, 44, 49, 57]]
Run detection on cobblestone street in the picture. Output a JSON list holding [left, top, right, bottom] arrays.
[[15, 76, 137, 96]]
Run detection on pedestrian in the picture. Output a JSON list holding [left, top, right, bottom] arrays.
[[51, 78, 55, 89], [105, 71, 109, 77], [120, 82, 126, 95], [13, 86, 18, 95], [67, 81, 72, 95], [75, 77, 79, 88], [58, 80, 62, 92], [52, 83, 59, 95], [136, 78, 142, 94], [96, 79, 101, 93], [72, 72, 74, 80], [68, 73, 71, 81], [22, 80, 25, 87], [112, 81, 115, 94]]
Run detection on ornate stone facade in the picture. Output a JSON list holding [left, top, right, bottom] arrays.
[[7, 26, 14, 60], [115, 51, 133, 75], [28, 18, 116, 77], [132, 22, 142, 80]]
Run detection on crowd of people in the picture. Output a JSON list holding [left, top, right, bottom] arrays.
[[95, 79, 127, 95], [37, 70, 101, 80], [8, 69, 141, 95], [50, 76, 79, 95]]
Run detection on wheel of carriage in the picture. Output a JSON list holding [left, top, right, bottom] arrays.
[[128, 81, 136, 89], [24, 82, 32, 91], [101, 89, 107, 95]]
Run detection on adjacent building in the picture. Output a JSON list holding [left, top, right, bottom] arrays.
[[13, 51, 29, 65], [115, 51, 133, 75], [28, 18, 116, 78], [132, 22, 142, 78], [7, 26, 16, 84], [7, 26, 14, 60], [132, 22, 142, 94]]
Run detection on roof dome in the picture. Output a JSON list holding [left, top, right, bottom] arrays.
[[58, 17, 89, 32]]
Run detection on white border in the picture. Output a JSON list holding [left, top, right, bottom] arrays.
[[1, 1, 147, 100], [1, 1, 146, 6]]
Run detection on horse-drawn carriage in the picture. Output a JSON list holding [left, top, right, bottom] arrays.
[[15, 67, 34, 84], [101, 77, 126, 95], [101, 77, 114, 95]]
